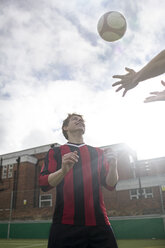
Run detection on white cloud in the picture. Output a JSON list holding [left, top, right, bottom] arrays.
[[0, 0, 165, 160]]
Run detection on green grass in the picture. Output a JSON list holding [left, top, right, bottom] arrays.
[[0, 239, 165, 248], [117, 239, 165, 248], [0, 239, 48, 248]]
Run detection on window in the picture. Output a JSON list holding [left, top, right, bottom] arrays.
[[39, 194, 52, 208], [130, 188, 153, 200], [1, 164, 14, 179], [2, 165, 8, 179], [8, 164, 14, 178], [145, 188, 153, 198]]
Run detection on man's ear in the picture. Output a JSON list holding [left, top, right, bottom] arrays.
[[63, 126, 68, 131]]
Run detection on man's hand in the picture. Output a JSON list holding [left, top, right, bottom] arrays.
[[104, 149, 117, 169], [61, 151, 79, 175], [144, 80, 165, 103], [104, 149, 118, 187], [112, 67, 138, 96]]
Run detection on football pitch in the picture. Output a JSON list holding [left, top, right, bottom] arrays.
[[0, 239, 165, 248]]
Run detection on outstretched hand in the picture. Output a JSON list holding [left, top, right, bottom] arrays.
[[112, 67, 138, 96], [144, 80, 165, 103]]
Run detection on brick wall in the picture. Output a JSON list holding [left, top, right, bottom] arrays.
[[0, 147, 165, 221]]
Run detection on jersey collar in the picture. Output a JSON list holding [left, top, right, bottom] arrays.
[[66, 142, 86, 148]]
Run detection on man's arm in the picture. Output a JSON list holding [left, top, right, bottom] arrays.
[[105, 157, 119, 187], [48, 168, 66, 187], [135, 49, 165, 83], [112, 50, 165, 96], [48, 151, 79, 187]]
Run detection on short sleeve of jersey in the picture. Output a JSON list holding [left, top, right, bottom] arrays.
[[100, 152, 116, 191], [39, 148, 58, 192]]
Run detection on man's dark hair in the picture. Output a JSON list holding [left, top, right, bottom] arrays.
[[62, 113, 84, 140]]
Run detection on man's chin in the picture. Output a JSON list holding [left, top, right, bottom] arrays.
[[77, 128, 85, 134]]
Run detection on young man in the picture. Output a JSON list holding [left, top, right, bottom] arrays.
[[112, 49, 165, 102], [39, 113, 119, 248]]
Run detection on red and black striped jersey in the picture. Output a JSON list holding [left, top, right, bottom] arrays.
[[39, 143, 115, 226]]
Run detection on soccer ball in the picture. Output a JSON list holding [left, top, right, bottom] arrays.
[[97, 11, 127, 42]]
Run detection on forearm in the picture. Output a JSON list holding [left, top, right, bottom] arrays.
[[135, 50, 165, 84], [48, 169, 66, 187], [106, 166, 119, 187]]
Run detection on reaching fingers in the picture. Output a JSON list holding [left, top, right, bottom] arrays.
[[116, 85, 123, 92], [112, 75, 123, 79], [122, 89, 128, 97], [112, 68, 134, 80], [112, 81, 122, 86], [161, 80, 165, 86], [144, 92, 157, 102], [149, 91, 159, 95], [144, 96, 156, 103], [125, 67, 134, 73]]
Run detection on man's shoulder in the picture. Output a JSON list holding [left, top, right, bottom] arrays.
[[86, 145, 104, 153], [47, 146, 61, 155]]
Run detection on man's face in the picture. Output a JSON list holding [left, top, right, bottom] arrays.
[[65, 115, 85, 135]]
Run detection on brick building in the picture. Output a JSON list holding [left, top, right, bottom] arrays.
[[0, 143, 165, 221]]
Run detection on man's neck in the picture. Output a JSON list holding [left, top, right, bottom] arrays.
[[68, 134, 84, 145]]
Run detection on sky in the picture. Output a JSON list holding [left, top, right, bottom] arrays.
[[0, 0, 165, 160]]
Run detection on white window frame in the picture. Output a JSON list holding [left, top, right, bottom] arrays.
[[144, 187, 153, 198], [130, 188, 153, 200], [39, 194, 52, 208], [2, 165, 8, 179], [8, 164, 14, 178]]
